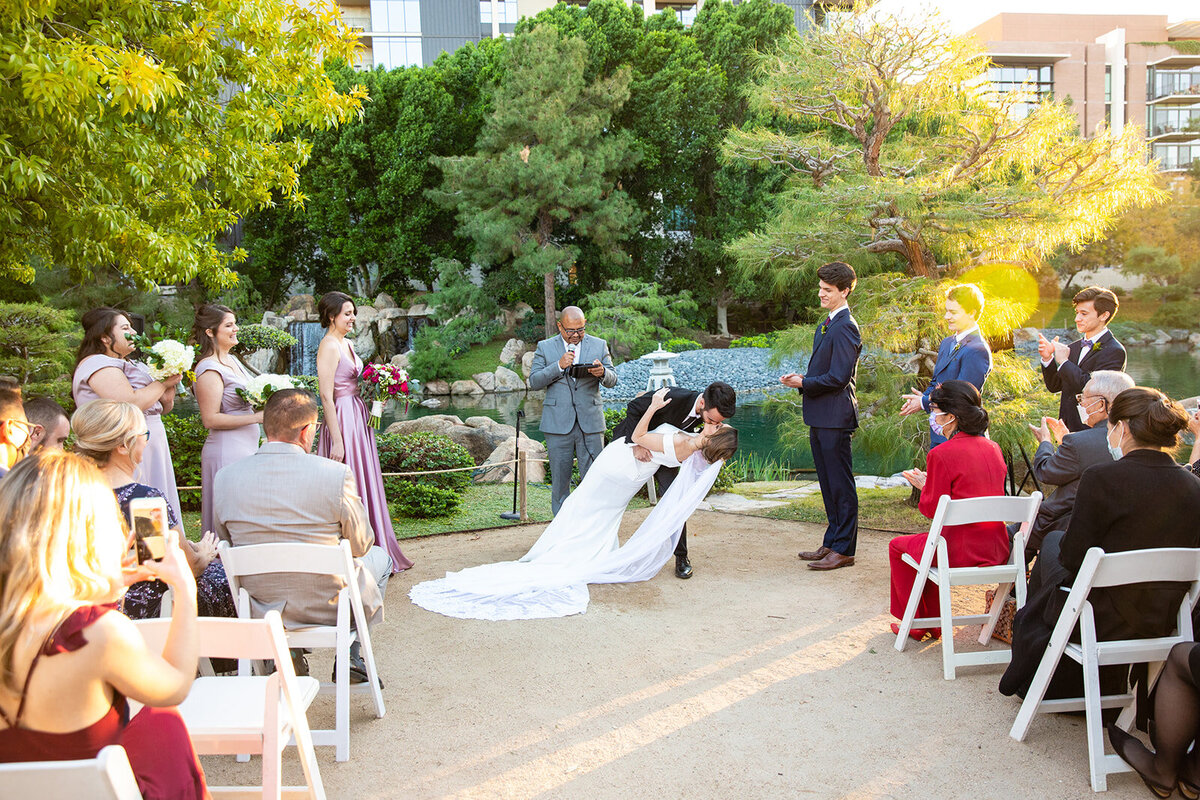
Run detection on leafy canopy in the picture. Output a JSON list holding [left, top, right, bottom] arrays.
[[0, 0, 366, 287]]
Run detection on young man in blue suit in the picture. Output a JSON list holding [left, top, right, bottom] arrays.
[[1037, 285, 1127, 433], [781, 262, 862, 572], [900, 283, 992, 448]]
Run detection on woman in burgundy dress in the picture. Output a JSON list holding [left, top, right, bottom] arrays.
[[315, 291, 411, 572], [890, 380, 1009, 641], [0, 451, 208, 799]]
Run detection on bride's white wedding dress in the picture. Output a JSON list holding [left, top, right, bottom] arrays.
[[409, 424, 724, 620]]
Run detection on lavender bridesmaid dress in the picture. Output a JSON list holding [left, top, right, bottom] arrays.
[[317, 342, 412, 572], [196, 357, 261, 535], [73, 354, 183, 524]]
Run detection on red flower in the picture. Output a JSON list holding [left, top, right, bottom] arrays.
[[399, 381, 409, 394], [387, 384, 398, 396]]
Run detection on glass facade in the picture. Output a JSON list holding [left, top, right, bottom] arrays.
[[1152, 143, 1198, 171], [1147, 67, 1200, 101], [1148, 106, 1200, 138], [371, 0, 420, 32], [479, 1, 518, 24], [987, 65, 1054, 118]]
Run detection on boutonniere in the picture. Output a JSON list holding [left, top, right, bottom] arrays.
[[1090, 340, 1103, 353], [952, 341, 961, 353], [820, 323, 828, 335]]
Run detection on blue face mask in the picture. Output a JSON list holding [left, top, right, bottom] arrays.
[[1107, 422, 1124, 461]]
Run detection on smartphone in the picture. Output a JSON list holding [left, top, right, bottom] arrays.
[[128, 496, 168, 564]]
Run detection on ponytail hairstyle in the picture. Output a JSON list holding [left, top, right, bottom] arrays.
[[192, 304, 235, 362], [929, 379, 989, 436], [1107, 386, 1189, 450]]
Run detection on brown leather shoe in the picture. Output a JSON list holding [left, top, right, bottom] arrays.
[[808, 551, 854, 570], [797, 546, 831, 561]]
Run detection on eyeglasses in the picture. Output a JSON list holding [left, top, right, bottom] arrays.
[[138, 430, 151, 441], [1074, 394, 1106, 407], [559, 323, 586, 335]]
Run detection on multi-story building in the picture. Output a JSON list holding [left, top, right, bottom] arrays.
[[339, 0, 845, 71], [968, 13, 1200, 172]]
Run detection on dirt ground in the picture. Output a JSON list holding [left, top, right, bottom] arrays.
[[201, 510, 1148, 799]]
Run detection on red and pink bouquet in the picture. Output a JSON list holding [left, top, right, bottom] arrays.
[[361, 362, 411, 429]]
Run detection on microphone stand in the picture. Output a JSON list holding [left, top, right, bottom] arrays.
[[500, 409, 525, 521]]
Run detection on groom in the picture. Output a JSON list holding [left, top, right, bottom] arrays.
[[611, 382, 736, 579]]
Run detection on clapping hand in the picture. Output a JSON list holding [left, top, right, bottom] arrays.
[[1046, 417, 1069, 444], [780, 372, 804, 389], [901, 468, 927, 490], [899, 388, 924, 416]]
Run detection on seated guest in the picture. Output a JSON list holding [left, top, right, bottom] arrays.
[[0, 452, 208, 799], [23, 397, 70, 453], [1188, 406, 1200, 478], [1000, 387, 1200, 700], [213, 389, 390, 682], [1016, 370, 1135, 556], [0, 385, 31, 475], [72, 400, 234, 620], [890, 380, 1008, 641], [1107, 641, 1200, 797]]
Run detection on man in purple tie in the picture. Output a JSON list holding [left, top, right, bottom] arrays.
[[1037, 286, 1127, 433]]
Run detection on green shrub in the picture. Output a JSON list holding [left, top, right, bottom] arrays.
[[514, 312, 546, 343], [711, 461, 738, 493], [235, 324, 297, 353], [290, 375, 319, 394], [730, 332, 779, 348], [162, 413, 207, 511], [377, 432, 474, 517], [390, 483, 462, 518], [1150, 299, 1200, 329], [604, 407, 626, 442], [664, 337, 702, 352], [407, 340, 457, 383], [0, 302, 77, 408]]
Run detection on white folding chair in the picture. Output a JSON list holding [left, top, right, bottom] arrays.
[[1009, 546, 1200, 792], [0, 744, 142, 799], [134, 612, 325, 800], [218, 540, 386, 763], [158, 588, 216, 676], [894, 492, 1042, 679]]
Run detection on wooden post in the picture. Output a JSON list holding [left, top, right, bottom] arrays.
[[518, 449, 528, 522]]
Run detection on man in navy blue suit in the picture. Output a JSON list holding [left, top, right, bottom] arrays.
[[900, 283, 992, 447], [781, 262, 862, 572], [1037, 286, 1127, 433]]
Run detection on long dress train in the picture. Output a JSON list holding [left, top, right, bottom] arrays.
[[317, 342, 413, 572], [409, 426, 724, 620]]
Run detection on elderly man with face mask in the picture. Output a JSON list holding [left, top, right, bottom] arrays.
[[528, 306, 618, 516]]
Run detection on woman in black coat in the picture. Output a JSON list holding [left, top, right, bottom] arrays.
[[1000, 386, 1200, 700]]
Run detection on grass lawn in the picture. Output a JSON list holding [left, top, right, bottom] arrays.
[[452, 338, 510, 382]]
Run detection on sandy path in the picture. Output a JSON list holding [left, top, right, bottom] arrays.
[[202, 511, 1144, 799]]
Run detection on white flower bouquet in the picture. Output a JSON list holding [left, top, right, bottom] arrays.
[[236, 373, 294, 410], [126, 333, 196, 381]]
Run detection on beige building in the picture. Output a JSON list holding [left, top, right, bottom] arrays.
[[969, 13, 1200, 171]]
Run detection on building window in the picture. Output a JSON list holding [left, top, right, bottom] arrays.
[[987, 64, 1054, 119], [1153, 143, 1198, 171], [1148, 67, 1200, 101], [370, 0, 420, 33], [374, 37, 422, 70], [480, 1, 518, 24], [1148, 106, 1200, 138], [1105, 65, 1112, 127]]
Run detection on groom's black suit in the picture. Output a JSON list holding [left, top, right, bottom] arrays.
[[610, 387, 703, 560]]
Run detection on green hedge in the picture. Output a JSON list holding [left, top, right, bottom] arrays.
[[730, 332, 779, 349], [664, 337, 701, 352], [378, 432, 474, 517], [235, 324, 297, 353], [162, 413, 207, 511]]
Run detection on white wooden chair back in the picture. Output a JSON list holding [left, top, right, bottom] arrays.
[[1009, 546, 1200, 792], [894, 492, 1042, 679], [217, 540, 385, 762], [0, 745, 142, 799]]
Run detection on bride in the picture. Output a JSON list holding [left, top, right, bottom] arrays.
[[409, 389, 739, 620]]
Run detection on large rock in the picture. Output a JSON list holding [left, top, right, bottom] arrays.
[[494, 365, 525, 392], [383, 415, 464, 437], [282, 294, 315, 317], [475, 437, 547, 484], [286, 309, 308, 323], [350, 331, 376, 361], [373, 292, 397, 310], [354, 305, 379, 330], [1155, 329, 1173, 345], [499, 338, 528, 367], [261, 311, 289, 331], [425, 379, 451, 395], [1171, 329, 1190, 342], [1011, 327, 1040, 359], [513, 302, 534, 321], [245, 348, 278, 374], [420, 398, 444, 409], [1189, 333, 1200, 349], [521, 350, 536, 379], [450, 379, 484, 396], [377, 307, 407, 321], [389, 352, 411, 369], [407, 302, 429, 317], [472, 371, 496, 392]]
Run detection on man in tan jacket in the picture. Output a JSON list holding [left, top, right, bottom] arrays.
[[214, 388, 391, 680]]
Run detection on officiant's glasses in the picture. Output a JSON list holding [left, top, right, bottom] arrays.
[[559, 323, 586, 335]]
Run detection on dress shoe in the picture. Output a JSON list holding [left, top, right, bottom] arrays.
[[890, 623, 940, 642], [675, 556, 693, 580], [334, 642, 382, 687], [1107, 723, 1174, 798], [797, 546, 831, 561], [808, 551, 854, 570]]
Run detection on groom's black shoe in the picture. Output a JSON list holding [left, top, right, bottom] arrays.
[[675, 556, 693, 579]]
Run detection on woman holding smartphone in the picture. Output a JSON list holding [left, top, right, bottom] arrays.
[[0, 451, 209, 799], [72, 400, 234, 620]]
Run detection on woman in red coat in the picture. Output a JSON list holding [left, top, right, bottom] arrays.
[[890, 380, 1009, 641]]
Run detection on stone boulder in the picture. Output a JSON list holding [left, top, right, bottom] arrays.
[[514, 302, 534, 321], [450, 379, 484, 396], [282, 294, 316, 317], [245, 348, 278, 374], [374, 292, 397, 309], [350, 331, 376, 361], [494, 366, 525, 392], [286, 309, 308, 323], [1011, 327, 1040, 359], [521, 350, 536, 379], [383, 415, 464, 437], [1171, 329, 1190, 342], [425, 379, 451, 395], [475, 438, 547, 484], [354, 305, 379, 330], [377, 307, 406, 321], [1190, 333, 1200, 349], [407, 302, 429, 317], [389, 352, 411, 369], [499, 338, 528, 366], [261, 311, 289, 331], [1155, 329, 1173, 345], [420, 398, 444, 409], [472, 371, 496, 392]]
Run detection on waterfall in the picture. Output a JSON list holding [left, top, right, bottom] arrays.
[[288, 321, 323, 376]]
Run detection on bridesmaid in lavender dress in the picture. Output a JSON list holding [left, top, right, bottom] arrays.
[[72, 308, 183, 523], [193, 304, 263, 535], [315, 292, 412, 572]]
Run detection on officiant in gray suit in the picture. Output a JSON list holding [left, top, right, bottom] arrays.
[[528, 306, 618, 515]]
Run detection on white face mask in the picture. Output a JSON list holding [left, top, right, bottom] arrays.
[[1107, 422, 1124, 461], [1077, 396, 1102, 426]]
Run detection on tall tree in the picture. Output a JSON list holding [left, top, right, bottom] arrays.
[[430, 24, 640, 339], [725, 3, 1165, 286], [0, 0, 365, 287]]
